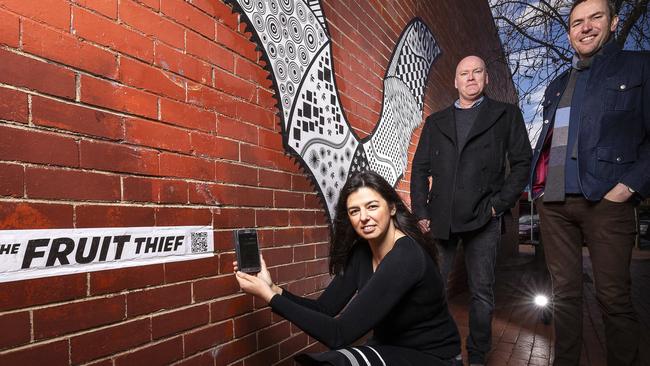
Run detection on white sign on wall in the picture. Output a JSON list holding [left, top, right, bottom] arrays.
[[0, 225, 214, 283]]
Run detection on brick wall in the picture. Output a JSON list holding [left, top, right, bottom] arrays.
[[0, 0, 515, 365]]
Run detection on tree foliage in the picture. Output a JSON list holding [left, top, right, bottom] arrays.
[[490, 0, 649, 143]]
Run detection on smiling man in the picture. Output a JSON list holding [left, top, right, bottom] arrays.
[[529, 0, 650, 364], [411, 55, 531, 365]]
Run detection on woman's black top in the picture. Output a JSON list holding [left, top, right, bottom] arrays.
[[269, 236, 461, 361]]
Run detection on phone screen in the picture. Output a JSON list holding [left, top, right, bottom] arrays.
[[236, 230, 260, 272]]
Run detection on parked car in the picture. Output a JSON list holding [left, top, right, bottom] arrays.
[[638, 211, 650, 250], [519, 214, 540, 244]]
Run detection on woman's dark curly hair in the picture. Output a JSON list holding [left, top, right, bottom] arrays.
[[329, 170, 437, 275]]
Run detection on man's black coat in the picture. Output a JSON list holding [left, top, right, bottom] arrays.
[[410, 98, 532, 240]]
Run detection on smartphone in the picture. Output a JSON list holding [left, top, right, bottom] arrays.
[[234, 229, 261, 273]]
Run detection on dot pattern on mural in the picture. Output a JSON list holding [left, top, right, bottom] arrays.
[[226, 0, 441, 221]]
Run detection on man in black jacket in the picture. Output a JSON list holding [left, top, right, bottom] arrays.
[[530, 0, 648, 364], [411, 55, 532, 365]]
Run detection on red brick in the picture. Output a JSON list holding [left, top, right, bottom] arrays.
[[119, 0, 184, 48], [258, 321, 291, 350], [0, 162, 23, 197], [125, 117, 191, 153], [304, 194, 324, 210], [289, 210, 317, 227], [23, 19, 118, 78], [160, 0, 214, 39], [127, 282, 191, 317], [215, 69, 257, 101], [160, 98, 217, 132], [241, 144, 296, 172], [186, 30, 234, 72], [34, 295, 126, 339], [217, 114, 258, 144], [159, 152, 215, 180], [75, 205, 155, 228], [32, 96, 123, 139], [292, 175, 315, 193], [90, 264, 165, 295], [115, 336, 183, 366], [234, 56, 268, 85], [0, 125, 78, 167], [79, 140, 159, 175], [293, 244, 316, 261], [260, 247, 293, 267], [259, 170, 292, 190], [237, 101, 277, 130], [193, 274, 239, 302], [75, 0, 117, 19], [0, 9, 19, 47], [183, 321, 234, 356], [164, 255, 219, 283], [277, 263, 306, 283], [80, 75, 158, 119], [304, 258, 329, 277], [0, 339, 69, 366], [0, 48, 75, 99], [218, 252, 236, 274], [190, 132, 239, 160], [313, 242, 330, 258], [257, 88, 277, 111], [0, 87, 28, 123], [123, 176, 188, 203], [0, 273, 86, 311], [211, 294, 253, 322], [215, 161, 257, 185], [190, 184, 273, 207], [70, 319, 151, 364], [154, 40, 212, 85], [136, 0, 160, 11], [151, 304, 209, 339], [0, 202, 73, 230], [26, 167, 121, 201], [274, 191, 305, 209], [234, 308, 272, 338], [0, 311, 30, 350], [256, 209, 289, 227], [258, 127, 283, 151], [279, 333, 309, 359], [173, 351, 216, 366], [73, 7, 153, 62], [0, 0, 70, 31], [215, 22, 257, 61], [187, 85, 238, 117], [244, 345, 280, 366], [214, 334, 257, 366], [189, 0, 238, 30], [155, 207, 211, 226], [119, 57, 186, 100], [274, 228, 304, 246]]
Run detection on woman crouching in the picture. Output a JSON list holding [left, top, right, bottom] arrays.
[[234, 170, 461, 365]]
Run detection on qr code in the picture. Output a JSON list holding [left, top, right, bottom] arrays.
[[190, 232, 208, 253]]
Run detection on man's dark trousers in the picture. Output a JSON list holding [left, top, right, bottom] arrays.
[[437, 217, 501, 364], [537, 196, 639, 366]]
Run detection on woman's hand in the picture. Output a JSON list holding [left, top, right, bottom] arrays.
[[233, 255, 282, 303]]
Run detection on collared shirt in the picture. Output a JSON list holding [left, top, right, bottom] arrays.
[[454, 95, 485, 109]]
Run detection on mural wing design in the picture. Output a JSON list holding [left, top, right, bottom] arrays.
[[224, 0, 441, 220]]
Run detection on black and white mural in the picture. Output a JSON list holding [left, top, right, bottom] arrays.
[[225, 0, 441, 220]]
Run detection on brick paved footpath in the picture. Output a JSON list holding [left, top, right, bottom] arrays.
[[447, 246, 650, 365]]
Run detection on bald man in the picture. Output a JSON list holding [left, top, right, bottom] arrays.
[[411, 56, 531, 365]]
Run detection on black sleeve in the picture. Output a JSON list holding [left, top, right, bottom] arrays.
[[279, 270, 358, 317], [491, 105, 532, 214], [410, 119, 433, 219], [269, 239, 424, 349]]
